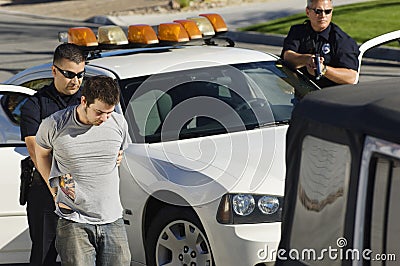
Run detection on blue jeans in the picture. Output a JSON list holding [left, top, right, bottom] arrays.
[[55, 218, 131, 266]]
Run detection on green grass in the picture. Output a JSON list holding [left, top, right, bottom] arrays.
[[241, 0, 400, 46]]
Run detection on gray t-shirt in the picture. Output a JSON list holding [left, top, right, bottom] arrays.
[[36, 105, 129, 224]]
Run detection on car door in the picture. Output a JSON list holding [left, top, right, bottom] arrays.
[[355, 30, 400, 84], [0, 85, 35, 264]]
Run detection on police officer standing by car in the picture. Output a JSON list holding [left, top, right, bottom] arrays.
[[281, 0, 360, 88], [20, 43, 85, 265]]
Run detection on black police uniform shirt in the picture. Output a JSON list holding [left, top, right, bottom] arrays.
[[281, 20, 360, 88], [20, 82, 82, 140]]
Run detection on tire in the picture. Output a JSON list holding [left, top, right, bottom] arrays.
[[145, 206, 214, 266]]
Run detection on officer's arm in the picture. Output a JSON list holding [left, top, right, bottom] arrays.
[[20, 97, 41, 167], [35, 144, 57, 198], [283, 50, 313, 69], [323, 66, 357, 84]]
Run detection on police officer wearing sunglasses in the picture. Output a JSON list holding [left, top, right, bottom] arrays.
[[281, 0, 359, 88], [20, 43, 85, 265]]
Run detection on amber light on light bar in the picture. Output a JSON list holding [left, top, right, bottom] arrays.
[[98, 25, 129, 45], [187, 16, 215, 37], [158, 23, 190, 42], [68, 27, 98, 46], [173, 20, 203, 40], [200, 13, 228, 33], [60, 13, 230, 49], [128, 24, 159, 44]]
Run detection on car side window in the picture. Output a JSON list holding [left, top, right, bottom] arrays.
[[0, 92, 29, 124], [368, 155, 400, 265], [1, 78, 53, 125], [386, 160, 400, 265], [125, 80, 253, 143], [21, 78, 53, 91], [129, 89, 171, 137]]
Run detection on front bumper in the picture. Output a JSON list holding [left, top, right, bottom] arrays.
[[207, 220, 281, 265]]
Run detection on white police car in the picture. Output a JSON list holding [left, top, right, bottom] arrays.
[[0, 14, 397, 266]]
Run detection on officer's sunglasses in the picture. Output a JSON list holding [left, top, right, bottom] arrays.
[[308, 7, 333, 15], [54, 65, 85, 79]]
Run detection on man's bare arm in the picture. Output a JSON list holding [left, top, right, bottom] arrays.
[[283, 50, 313, 69], [116, 150, 123, 166], [25, 136, 38, 168], [35, 144, 57, 198]]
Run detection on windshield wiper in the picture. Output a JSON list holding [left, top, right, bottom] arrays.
[[256, 120, 290, 128]]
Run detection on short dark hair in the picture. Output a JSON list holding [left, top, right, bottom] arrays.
[[82, 76, 120, 106], [307, 0, 332, 7], [53, 43, 85, 65]]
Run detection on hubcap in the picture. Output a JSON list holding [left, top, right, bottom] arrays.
[[155, 219, 212, 265]]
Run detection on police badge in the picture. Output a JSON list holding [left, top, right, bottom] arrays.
[[322, 43, 331, 54]]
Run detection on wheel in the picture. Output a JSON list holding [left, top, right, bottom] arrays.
[[146, 206, 214, 266]]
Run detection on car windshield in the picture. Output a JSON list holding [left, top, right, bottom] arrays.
[[120, 60, 318, 143]]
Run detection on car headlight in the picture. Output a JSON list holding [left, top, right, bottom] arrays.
[[258, 195, 280, 215], [217, 193, 283, 224], [232, 194, 255, 216]]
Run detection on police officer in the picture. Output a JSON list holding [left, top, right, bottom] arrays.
[[20, 43, 85, 265], [281, 0, 359, 88]]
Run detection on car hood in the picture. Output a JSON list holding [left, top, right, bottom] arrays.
[[122, 125, 287, 206]]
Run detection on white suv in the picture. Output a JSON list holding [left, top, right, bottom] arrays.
[[1, 16, 320, 265]]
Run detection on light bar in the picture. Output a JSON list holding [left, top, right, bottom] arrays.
[[173, 19, 202, 40], [128, 24, 159, 44], [98, 25, 128, 45], [158, 23, 189, 43], [187, 16, 215, 37], [68, 27, 98, 46], [199, 13, 228, 33], [59, 13, 231, 49]]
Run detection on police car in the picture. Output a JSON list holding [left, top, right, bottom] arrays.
[[0, 14, 397, 265]]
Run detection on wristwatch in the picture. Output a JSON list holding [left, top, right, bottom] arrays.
[[321, 64, 327, 76]]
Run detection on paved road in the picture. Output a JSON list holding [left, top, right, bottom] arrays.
[[0, 0, 168, 20]]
